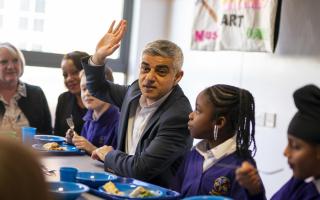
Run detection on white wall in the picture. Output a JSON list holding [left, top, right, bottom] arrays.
[[129, 0, 320, 198]]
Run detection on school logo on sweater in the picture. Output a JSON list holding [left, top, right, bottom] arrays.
[[209, 176, 231, 195]]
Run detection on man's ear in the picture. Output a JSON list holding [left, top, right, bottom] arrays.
[[174, 70, 183, 85]]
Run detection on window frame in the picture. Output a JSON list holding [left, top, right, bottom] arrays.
[[22, 0, 133, 74]]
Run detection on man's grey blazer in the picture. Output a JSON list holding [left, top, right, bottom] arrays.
[[83, 57, 193, 187]]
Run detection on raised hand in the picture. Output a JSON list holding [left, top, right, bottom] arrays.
[[91, 20, 127, 65]]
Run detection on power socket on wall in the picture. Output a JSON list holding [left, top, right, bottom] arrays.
[[265, 113, 277, 128], [256, 112, 277, 128]]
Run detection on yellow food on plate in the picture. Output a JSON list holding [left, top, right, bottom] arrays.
[[42, 142, 66, 151], [103, 181, 124, 196], [129, 186, 155, 198]]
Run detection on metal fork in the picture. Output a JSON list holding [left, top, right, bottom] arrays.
[[214, 162, 284, 175], [66, 115, 74, 131], [41, 165, 56, 176], [66, 115, 75, 140]]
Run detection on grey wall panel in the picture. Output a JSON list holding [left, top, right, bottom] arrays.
[[276, 0, 320, 55]]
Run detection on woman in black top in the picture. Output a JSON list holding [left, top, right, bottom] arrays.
[[54, 51, 89, 136]]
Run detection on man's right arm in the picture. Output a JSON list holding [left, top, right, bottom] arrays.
[[82, 56, 128, 108]]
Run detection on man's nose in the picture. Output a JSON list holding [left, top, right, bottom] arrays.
[[145, 70, 156, 81]]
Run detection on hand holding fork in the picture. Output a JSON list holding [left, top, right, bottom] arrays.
[[66, 115, 75, 143]]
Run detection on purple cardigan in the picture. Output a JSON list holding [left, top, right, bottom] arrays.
[[271, 177, 320, 200], [171, 150, 266, 200]]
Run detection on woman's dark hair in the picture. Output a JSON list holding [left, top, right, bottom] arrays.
[[204, 84, 256, 158], [63, 51, 89, 71]]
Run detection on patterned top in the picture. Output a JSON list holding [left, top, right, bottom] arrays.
[[0, 82, 29, 135]]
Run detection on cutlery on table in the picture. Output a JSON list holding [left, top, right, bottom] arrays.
[[41, 165, 56, 176]]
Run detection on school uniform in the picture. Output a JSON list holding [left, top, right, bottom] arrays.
[[271, 177, 320, 200], [81, 105, 119, 149], [172, 136, 265, 200]]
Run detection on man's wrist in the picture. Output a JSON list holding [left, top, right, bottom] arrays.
[[90, 55, 104, 66]]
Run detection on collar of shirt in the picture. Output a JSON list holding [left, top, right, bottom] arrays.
[[0, 81, 26, 105], [126, 90, 173, 155], [16, 81, 27, 98], [311, 177, 320, 193], [139, 89, 173, 109], [195, 134, 237, 172]]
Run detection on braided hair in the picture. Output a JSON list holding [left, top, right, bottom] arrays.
[[204, 84, 256, 158]]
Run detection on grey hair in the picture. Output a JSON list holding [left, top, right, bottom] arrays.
[[0, 42, 25, 77], [142, 40, 184, 72]]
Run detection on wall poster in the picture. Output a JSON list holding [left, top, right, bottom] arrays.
[[191, 0, 281, 52]]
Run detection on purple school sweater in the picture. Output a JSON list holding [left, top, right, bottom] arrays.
[[271, 177, 320, 200], [172, 150, 266, 200], [81, 105, 119, 149]]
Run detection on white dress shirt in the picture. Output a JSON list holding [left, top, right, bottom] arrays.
[[312, 177, 320, 193], [125, 91, 172, 155]]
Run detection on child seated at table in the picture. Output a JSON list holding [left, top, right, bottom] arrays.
[[66, 70, 119, 154], [236, 84, 320, 200], [171, 84, 265, 199]]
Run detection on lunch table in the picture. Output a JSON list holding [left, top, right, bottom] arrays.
[[41, 154, 105, 200]]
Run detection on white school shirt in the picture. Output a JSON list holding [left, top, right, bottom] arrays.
[[195, 134, 237, 172], [306, 177, 320, 193], [314, 178, 320, 193], [125, 91, 172, 155]]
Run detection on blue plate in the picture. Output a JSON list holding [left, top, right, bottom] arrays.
[[34, 135, 65, 144], [48, 181, 89, 200], [182, 196, 233, 200], [32, 143, 85, 155], [98, 177, 178, 199], [76, 171, 117, 188]]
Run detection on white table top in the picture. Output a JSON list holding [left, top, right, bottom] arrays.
[[41, 154, 106, 200]]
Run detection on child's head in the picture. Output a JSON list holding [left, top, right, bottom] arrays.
[[79, 70, 108, 110], [188, 84, 256, 158], [284, 84, 320, 179]]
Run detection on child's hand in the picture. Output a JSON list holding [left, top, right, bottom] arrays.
[[235, 161, 262, 195], [65, 129, 76, 144], [72, 134, 96, 154]]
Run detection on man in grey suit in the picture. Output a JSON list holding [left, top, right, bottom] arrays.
[[85, 20, 193, 187]]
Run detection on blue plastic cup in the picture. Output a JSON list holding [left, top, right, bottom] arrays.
[[60, 167, 78, 182], [21, 126, 37, 145]]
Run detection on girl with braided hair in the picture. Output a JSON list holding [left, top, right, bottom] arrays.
[[172, 84, 265, 199]]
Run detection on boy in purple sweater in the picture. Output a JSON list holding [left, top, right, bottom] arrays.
[[66, 70, 119, 155]]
